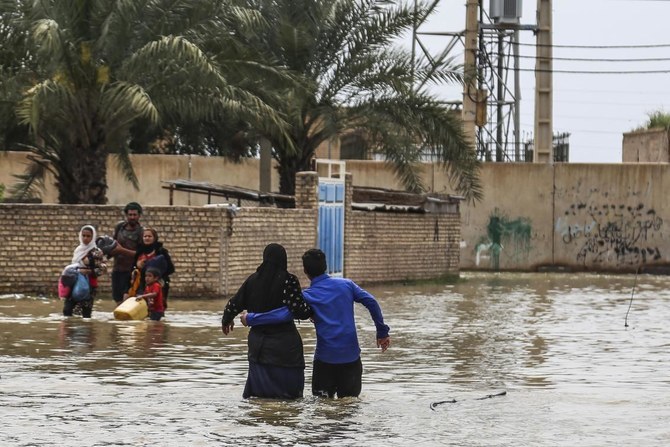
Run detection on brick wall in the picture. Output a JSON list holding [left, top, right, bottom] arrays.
[[342, 171, 460, 283], [345, 210, 461, 284], [0, 204, 317, 298], [222, 207, 318, 294], [0, 171, 461, 297]]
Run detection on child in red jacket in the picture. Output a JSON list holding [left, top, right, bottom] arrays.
[[135, 267, 165, 321]]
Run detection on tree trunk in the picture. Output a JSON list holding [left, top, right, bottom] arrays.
[[56, 143, 108, 204], [277, 151, 314, 196], [278, 156, 297, 196]]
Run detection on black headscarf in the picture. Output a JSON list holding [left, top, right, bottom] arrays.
[[245, 243, 289, 313], [136, 228, 162, 255]]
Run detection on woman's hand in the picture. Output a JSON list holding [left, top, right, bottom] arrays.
[[240, 312, 249, 327], [221, 321, 234, 335]]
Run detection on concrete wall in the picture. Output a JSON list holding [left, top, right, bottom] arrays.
[[343, 161, 670, 272], [622, 129, 669, 163], [459, 163, 553, 270], [457, 163, 670, 272], [0, 152, 442, 204], [0, 151, 277, 206]]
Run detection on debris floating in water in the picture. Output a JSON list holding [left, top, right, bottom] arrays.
[[430, 390, 507, 410]]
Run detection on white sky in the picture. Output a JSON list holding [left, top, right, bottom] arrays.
[[405, 0, 670, 163]]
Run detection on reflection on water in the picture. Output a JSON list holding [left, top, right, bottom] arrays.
[[1, 273, 669, 446], [57, 320, 97, 355]]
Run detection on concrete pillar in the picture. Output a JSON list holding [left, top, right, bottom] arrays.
[[462, 0, 479, 147], [534, 0, 553, 163]]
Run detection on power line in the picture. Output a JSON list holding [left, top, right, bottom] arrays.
[[521, 113, 639, 122], [552, 99, 670, 107], [520, 123, 634, 136], [521, 87, 670, 96], [516, 67, 670, 74], [562, 130, 630, 135], [515, 41, 670, 49], [515, 54, 670, 63]]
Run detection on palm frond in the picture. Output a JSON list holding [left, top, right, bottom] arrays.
[[344, 92, 482, 201], [124, 35, 227, 85], [224, 4, 267, 31], [94, 0, 142, 57], [31, 18, 63, 60], [99, 81, 159, 131], [15, 80, 51, 134], [112, 150, 140, 190]]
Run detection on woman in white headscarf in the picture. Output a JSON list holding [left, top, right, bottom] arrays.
[[62, 225, 107, 318], [72, 225, 97, 266]]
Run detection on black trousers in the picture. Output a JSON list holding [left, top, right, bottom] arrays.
[[111, 270, 131, 303], [63, 287, 96, 318], [62, 298, 93, 318], [312, 357, 363, 398]]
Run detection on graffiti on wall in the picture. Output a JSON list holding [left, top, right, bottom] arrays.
[[475, 209, 532, 270], [556, 203, 663, 266]]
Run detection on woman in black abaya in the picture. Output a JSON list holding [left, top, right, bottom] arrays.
[[221, 243, 312, 398]]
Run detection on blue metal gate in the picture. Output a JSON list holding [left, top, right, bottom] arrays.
[[317, 178, 345, 277]]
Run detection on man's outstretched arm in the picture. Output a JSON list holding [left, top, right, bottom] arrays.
[[243, 307, 293, 326], [351, 281, 391, 344]]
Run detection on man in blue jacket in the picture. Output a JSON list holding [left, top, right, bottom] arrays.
[[243, 248, 390, 398]]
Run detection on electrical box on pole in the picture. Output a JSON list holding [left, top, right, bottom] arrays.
[[490, 0, 522, 24], [413, 0, 552, 163]]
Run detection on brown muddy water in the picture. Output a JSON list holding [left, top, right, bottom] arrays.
[[1, 272, 669, 446]]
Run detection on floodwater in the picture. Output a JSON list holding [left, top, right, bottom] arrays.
[[1, 272, 669, 447]]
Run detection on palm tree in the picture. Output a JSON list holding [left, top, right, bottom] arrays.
[[245, 0, 482, 201], [0, 1, 33, 152], [0, 0, 288, 203]]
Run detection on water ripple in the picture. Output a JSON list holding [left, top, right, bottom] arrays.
[[1, 273, 669, 446]]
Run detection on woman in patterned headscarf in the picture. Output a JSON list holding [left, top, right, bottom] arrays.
[[221, 243, 313, 399], [126, 227, 175, 307]]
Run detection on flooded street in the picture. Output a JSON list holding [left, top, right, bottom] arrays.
[[1, 272, 669, 446]]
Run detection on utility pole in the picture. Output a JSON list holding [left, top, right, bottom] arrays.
[[513, 28, 521, 161], [496, 31, 504, 161], [462, 0, 479, 147], [533, 0, 553, 163]]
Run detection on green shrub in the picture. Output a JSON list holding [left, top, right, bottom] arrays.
[[646, 110, 670, 130], [632, 110, 670, 132]]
